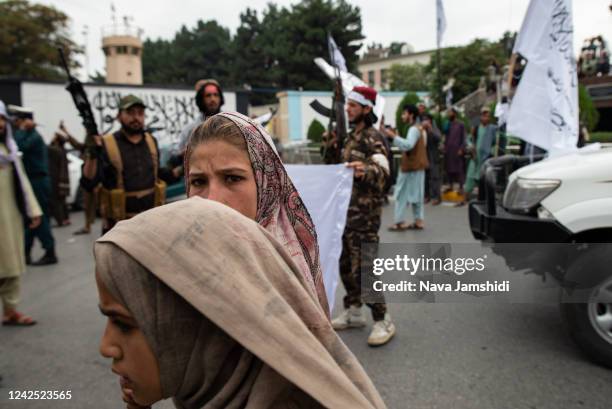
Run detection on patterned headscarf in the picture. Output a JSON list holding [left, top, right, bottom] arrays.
[[184, 112, 329, 315]]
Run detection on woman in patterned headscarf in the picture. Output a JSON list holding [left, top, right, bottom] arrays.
[[183, 112, 329, 316]]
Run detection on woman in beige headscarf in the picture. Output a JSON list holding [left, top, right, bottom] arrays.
[[95, 197, 387, 409]]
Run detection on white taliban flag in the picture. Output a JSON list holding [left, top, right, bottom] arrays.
[[507, 0, 578, 154], [327, 34, 348, 73]]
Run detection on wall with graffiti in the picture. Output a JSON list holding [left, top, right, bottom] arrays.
[[20, 81, 237, 149]]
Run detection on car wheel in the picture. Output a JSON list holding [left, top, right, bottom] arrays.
[[560, 244, 612, 368]]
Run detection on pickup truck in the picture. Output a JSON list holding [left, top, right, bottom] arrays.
[[469, 147, 612, 368]]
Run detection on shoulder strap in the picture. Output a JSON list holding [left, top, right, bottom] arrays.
[[144, 132, 158, 181], [102, 133, 123, 189]]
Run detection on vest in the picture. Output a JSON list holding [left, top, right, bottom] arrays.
[[400, 126, 429, 172], [98, 132, 166, 221]]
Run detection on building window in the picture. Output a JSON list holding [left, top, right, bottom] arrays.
[[131, 47, 139, 56], [116, 46, 128, 54], [368, 70, 375, 87]]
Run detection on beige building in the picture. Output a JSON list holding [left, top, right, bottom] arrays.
[[357, 49, 434, 91], [102, 26, 143, 85]]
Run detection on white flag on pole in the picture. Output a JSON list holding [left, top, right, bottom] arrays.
[[507, 0, 578, 154], [327, 34, 348, 72], [313, 57, 386, 128], [436, 0, 447, 48]]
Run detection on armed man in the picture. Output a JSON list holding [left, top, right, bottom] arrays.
[[81, 95, 174, 234], [177, 78, 225, 153], [324, 86, 396, 347]]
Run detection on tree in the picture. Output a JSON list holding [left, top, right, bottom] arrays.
[[388, 63, 429, 92], [143, 20, 233, 85], [307, 119, 325, 142], [259, 0, 364, 90], [426, 36, 509, 104], [579, 84, 600, 132], [0, 0, 81, 80]]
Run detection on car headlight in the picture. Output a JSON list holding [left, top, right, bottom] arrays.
[[503, 178, 561, 213]]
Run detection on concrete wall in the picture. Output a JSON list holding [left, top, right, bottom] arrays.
[[275, 90, 428, 143], [19, 81, 237, 148]]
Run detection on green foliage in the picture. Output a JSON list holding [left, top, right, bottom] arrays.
[[394, 92, 420, 137], [388, 63, 429, 92], [142, 0, 364, 90], [0, 0, 81, 80], [307, 119, 326, 142], [578, 84, 600, 132], [590, 132, 612, 143], [389, 42, 407, 56], [426, 33, 512, 104], [143, 20, 233, 85]]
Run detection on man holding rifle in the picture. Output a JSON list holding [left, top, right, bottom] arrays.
[[81, 95, 172, 234], [324, 86, 396, 347]]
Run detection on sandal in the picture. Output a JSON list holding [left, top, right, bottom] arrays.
[[388, 222, 410, 231], [73, 227, 90, 235], [2, 311, 37, 326], [405, 223, 424, 230]]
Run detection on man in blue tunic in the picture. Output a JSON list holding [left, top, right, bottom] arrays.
[[12, 106, 57, 265]]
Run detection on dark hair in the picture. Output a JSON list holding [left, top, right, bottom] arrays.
[[195, 83, 224, 114], [402, 104, 418, 117], [422, 113, 433, 122]]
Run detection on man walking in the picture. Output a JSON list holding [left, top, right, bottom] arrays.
[[386, 104, 429, 231], [0, 100, 41, 326], [461, 106, 505, 204], [12, 106, 57, 265], [443, 107, 466, 199], [324, 86, 396, 347]]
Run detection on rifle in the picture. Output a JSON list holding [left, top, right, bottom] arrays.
[[57, 48, 100, 158], [313, 34, 347, 163]]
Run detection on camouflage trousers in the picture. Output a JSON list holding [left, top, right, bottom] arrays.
[[339, 229, 387, 321]]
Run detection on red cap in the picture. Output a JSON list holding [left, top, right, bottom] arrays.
[[348, 86, 377, 107]]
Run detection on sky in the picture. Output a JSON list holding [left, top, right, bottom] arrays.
[[40, 0, 612, 80]]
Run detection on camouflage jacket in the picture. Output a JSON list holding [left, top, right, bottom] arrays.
[[324, 126, 389, 232]]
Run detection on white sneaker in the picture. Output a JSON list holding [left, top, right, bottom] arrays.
[[332, 306, 367, 330], [367, 314, 396, 346]]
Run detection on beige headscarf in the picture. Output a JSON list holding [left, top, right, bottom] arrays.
[[94, 197, 386, 409]]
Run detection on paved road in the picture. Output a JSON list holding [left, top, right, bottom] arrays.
[[1, 202, 611, 408]]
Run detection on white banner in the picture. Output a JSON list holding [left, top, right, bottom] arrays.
[[507, 0, 578, 154], [285, 164, 354, 313]]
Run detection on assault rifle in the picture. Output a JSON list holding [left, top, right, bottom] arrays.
[[57, 48, 100, 158], [310, 34, 347, 163]]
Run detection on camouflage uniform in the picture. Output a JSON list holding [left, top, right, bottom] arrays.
[[325, 126, 389, 320]]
